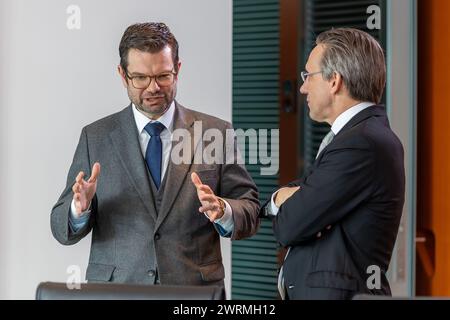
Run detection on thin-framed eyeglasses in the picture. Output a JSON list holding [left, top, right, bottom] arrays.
[[300, 70, 323, 82], [126, 69, 177, 89]]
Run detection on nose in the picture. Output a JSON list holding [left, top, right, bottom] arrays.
[[299, 81, 307, 95], [145, 78, 160, 93]]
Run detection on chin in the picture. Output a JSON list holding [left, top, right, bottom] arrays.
[[149, 104, 170, 116]]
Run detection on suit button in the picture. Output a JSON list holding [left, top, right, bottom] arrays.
[[148, 270, 156, 277], [316, 231, 322, 238], [154, 233, 160, 240]]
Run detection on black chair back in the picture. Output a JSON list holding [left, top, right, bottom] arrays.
[[36, 282, 225, 300]]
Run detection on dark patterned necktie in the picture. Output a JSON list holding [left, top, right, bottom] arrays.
[[144, 121, 166, 189]]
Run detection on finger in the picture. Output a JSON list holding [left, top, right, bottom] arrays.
[[199, 203, 219, 213], [286, 186, 300, 198], [198, 184, 213, 194], [72, 182, 79, 194], [191, 172, 203, 188], [207, 211, 216, 222], [199, 209, 215, 222], [88, 162, 101, 183], [75, 171, 85, 184], [199, 194, 217, 203], [75, 182, 83, 194]]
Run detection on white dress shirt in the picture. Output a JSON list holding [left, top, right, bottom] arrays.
[[132, 102, 175, 180]]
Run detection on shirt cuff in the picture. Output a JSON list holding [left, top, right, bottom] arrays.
[[69, 199, 91, 233], [204, 198, 233, 237], [214, 198, 234, 230], [267, 190, 280, 217]]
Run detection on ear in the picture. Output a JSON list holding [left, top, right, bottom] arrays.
[[175, 61, 182, 79], [117, 65, 128, 88], [330, 72, 344, 95]]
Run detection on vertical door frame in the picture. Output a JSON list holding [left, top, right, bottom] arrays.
[[386, 0, 417, 297]]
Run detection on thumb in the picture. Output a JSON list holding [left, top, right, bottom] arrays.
[[88, 162, 101, 183], [191, 172, 203, 188]]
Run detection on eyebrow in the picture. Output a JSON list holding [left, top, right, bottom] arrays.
[[128, 70, 173, 76], [128, 72, 147, 76]]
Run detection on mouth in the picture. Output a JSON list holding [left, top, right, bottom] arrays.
[[143, 96, 164, 103]]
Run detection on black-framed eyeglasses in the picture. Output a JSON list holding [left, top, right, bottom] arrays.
[[125, 70, 177, 89], [300, 70, 323, 82]]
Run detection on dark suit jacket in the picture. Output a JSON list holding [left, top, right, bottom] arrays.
[[272, 105, 405, 299], [51, 101, 260, 286]]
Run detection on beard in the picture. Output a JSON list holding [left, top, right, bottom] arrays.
[[128, 86, 176, 119]]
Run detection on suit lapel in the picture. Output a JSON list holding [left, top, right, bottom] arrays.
[[109, 105, 158, 222], [155, 102, 196, 231]]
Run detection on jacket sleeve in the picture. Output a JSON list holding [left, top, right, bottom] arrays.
[[50, 127, 96, 245], [273, 138, 375, 246], [219, 123, 261, 240], [259, 179, 304, 219]]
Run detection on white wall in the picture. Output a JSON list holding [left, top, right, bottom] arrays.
[[0, 0, 232, 299]]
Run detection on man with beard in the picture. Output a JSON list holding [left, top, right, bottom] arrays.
[[51, 22, 259, 288]]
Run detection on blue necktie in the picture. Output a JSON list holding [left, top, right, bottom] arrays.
[[144, 121, 166, 189]]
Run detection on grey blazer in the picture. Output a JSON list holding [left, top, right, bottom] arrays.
[[51, 102, 260, 286]]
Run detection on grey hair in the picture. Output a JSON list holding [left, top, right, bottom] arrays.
[[316, 28, 386, 104]]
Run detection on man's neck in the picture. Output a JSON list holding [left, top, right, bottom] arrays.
[[328, 98, 362, 125]]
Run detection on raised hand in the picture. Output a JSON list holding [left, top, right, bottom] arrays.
[[191, 172, 224, 222], [72, 162, 101, 216]]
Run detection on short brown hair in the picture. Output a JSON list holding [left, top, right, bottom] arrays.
[[316, 28, 386, 104], [119, 22, 179, 72]]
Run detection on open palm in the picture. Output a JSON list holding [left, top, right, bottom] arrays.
[[72, 162, 101, 215]]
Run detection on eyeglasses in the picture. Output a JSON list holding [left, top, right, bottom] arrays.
[[300, 70, 323, 82], [125, 70, 177, 89]]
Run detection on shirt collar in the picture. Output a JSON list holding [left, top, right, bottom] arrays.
[[331, 102, 375, 135], [132, 101, 175, 135]]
